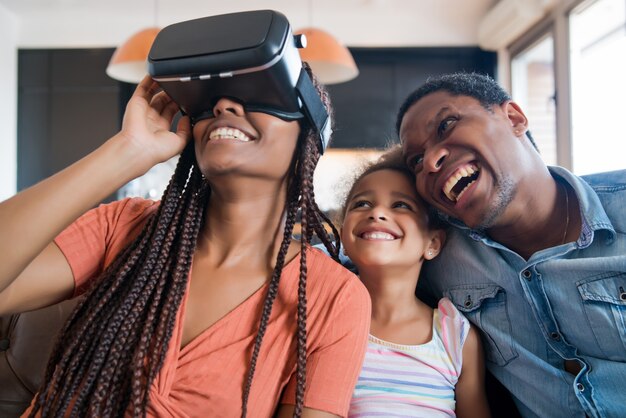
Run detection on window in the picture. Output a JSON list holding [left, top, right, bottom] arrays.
[[508, 0, 626, 174], [511, 34, 557, 165], [569, 0, 626, 174]]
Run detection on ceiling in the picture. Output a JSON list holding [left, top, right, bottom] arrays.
[[0, 0, 498, 48]]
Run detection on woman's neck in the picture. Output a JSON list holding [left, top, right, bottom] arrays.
[[196, 176, 291, 267]]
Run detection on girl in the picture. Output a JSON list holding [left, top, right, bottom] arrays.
[[0, 63, 370, 416], [340, 147, 490, 417]]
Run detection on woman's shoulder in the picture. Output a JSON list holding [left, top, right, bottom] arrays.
[[98, 197, 160, 220], [307, 246, 359, 280], [305, 246, 369, 299], [83, 197, 160, 234]]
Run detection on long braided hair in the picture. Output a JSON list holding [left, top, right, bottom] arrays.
[[29, 64, 340, 418]]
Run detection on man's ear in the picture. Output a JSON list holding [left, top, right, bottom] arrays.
[[503, 100, 529, 138], [424, 229, 446, 260]]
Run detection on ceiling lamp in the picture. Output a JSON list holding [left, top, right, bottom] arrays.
[[296, 27, 359, 84], [106, 27, 160, 84]]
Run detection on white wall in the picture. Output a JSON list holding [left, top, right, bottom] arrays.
[[11, 0, 494, 48], [0, 3, 17, 201]]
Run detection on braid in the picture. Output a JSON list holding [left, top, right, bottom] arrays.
[[239, 64, 340, 418], [241, 190, 299, 417], [30, 143, 205, 417]]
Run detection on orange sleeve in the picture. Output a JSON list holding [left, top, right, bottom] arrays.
[[53, 197, 159, 297], [280, 262, 371, 417]]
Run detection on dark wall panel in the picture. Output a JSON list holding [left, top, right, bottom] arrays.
[[17, 46, 496, 191], [327, 47, 496, 149], [17, 48, 119, 191]]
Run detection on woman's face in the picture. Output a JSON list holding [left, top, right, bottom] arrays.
[[192, 97, 301, 182]]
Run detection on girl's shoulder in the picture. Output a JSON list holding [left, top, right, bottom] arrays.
[[434, 297, 471, 351]]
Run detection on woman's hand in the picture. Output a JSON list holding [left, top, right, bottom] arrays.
[[116, 75, 192, 175]]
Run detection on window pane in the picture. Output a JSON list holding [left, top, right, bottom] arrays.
[[570, 0, 626, 175], [511, 35, 557, 166]]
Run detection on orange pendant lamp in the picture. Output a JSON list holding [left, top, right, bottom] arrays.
[[296, 27, 359, 85], [106, 27, 160, 84]]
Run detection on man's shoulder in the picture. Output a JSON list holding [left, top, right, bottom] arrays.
[[580, 169, 626, 190]]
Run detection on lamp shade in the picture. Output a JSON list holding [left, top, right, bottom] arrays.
[[295, 27, 358, 84], [106, 27, 160, 84]]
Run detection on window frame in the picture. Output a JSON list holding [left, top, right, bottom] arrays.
[[504, 0, 588, 170]]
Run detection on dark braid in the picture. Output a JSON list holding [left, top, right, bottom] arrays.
[[240, 64, 338, 418], [30, 143, 208, 417], [31, 65, 336, 418]]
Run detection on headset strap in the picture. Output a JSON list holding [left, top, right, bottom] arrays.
[[295, 70, 331, 153]]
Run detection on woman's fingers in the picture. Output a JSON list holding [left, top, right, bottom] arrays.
[[134, 75, 160, 102], [149, 91, 171, 113], [161, 99, 182, 124]]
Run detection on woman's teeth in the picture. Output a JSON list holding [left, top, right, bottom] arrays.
[[209, 127, 251, 142]]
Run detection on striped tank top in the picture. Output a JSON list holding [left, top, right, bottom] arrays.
[[348, 298, 469, 417]]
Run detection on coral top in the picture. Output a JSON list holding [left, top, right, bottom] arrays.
[[28, 198, 371, 418]]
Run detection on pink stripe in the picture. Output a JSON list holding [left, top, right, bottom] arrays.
[[365, 349, 458, 377], [351, 395, 455, 415]]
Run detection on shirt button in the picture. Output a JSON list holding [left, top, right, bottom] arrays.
[[619, 287, 626, 301], [550, 332, 561, 341], [576, 383, 585, 392], [522, 269, 532, 281]]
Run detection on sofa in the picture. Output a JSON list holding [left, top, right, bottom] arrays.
[[0, 298, 79, 417]]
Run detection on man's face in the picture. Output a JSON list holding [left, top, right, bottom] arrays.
[[399, 92, 528, 230]]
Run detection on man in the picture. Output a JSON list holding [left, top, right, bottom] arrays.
[[396, 72, 625, 418]]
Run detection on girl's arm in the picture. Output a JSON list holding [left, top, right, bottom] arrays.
[[455, 326, 491, 418], [0, 76, 190, 315]]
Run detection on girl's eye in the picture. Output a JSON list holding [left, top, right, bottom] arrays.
[[437, 116, 457, 137], [351, 200, 371, 209], [392, 201, 413, 210]]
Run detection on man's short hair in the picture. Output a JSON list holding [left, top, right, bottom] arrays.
[[395, 72, 538, 150]]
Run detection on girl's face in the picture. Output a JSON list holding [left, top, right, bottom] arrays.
[[341, 169, 442, 271], [192, 97, 301, 182]]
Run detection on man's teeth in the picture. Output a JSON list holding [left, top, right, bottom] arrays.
[[360, 231, 395, 240], [209, 127, 251, 142], [443, 164, 479, 202]]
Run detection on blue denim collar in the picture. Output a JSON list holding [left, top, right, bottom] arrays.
[[444, 166, 616, 247]]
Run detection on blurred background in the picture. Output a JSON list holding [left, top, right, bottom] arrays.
[[0, 0, 624, 211]]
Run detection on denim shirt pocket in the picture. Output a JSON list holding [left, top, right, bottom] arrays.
[[577, 273, 626, 361], [445, 284, 518, 366]]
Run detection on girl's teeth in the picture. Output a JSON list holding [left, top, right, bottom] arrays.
[[361, 231, 395, 240]]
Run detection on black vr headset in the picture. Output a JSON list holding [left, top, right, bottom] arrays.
[[148, 10, 331, 153]]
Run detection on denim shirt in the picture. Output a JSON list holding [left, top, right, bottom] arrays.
[[420, 167, 626, 418]]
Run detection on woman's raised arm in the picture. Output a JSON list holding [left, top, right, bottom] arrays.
[[0, 76, 190, 314]]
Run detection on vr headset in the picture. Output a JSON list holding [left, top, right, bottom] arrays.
[[147, 10, 331, 153]]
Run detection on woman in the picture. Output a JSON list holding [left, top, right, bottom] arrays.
[[0, 65, 370, 417]]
